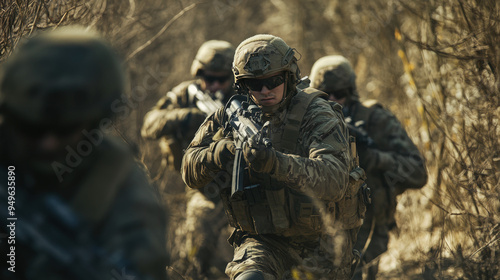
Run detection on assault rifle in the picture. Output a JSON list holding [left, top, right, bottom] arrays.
[[345, 116, 376, 148], [225, 95, 271, 200], [188, 84, 224, 115], [0, 183, 145, 280]]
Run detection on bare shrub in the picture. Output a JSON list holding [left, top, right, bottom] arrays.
[[391, 0, 500, 278]]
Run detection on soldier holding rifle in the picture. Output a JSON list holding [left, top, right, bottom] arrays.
[[182, 35, 367, 280], [142, 40, 235, 279]]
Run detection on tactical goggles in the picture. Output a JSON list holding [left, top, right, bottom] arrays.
[[203, 75, 231, 84], [242, 74, 285, 91]]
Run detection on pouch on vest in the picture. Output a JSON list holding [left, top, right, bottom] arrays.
[[335, 166, 368, 230], [287, 190, 328, 236], [226, 182, 291, 235]]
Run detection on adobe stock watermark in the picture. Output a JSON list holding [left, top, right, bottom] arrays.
[[51, 64, 169, 182]]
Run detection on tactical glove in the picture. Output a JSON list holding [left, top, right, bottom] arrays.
[[207, 139, 235, 170], [359, 147, 395, 171], [243, 137, 276, 174]]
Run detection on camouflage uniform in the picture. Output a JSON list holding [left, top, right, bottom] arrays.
[[0, 27, 168, 280], [142, 40, 235, 279], [182, 35, 359, 280], [142, 40, 235, 172], [310, 55, 428, 280], [141, 79, 217, 171]]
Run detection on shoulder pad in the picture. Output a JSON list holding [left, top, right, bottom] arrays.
[[299, 87, 329, 100]]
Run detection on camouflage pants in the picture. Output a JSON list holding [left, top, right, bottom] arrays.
[[182, 188, 232, 278], [225, 231, 354, 280]]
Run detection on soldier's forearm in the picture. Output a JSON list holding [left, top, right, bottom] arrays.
[[363, 148, 428, 189], [271, 151, 350, 202], [142, 108, 206, 140], [182, 147, 219, 189], [360, 148, 396, 171], [141, 110, 170, 139], [390, 153, 428, 189]]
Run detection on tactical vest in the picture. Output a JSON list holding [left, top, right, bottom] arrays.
[[222, 88, 368, 237]]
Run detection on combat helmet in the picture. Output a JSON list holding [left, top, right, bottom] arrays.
[[0, 26, 125, 127], [309, 55, 359, 103], [190, 40, 235, 77], [233, 34, 300, 81], [232, 34, 300, 111]]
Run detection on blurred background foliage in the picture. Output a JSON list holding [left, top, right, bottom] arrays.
[[1, 0, 499, 278]]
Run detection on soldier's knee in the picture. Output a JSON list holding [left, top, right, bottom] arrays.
[[235, 270, 265, 280]]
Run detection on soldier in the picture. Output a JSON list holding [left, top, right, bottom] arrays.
[[0, 27, 168, 279], [142, 40, 235, 172], [142, 40, 235, 279], [309, 55, 428, 280], [182, 35, 365, 280]]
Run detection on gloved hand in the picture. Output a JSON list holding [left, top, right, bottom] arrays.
[[359, 147, 395, 172], [208, 139, 235, 170], [243, 136, 276, 174]]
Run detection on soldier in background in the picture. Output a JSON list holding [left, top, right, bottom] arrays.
[[142, 40, 235, 172], [142, 40, 235, 279], [309, 55, 428, 280], [182, 34, 365, 280], [0, 27, 168, 280]]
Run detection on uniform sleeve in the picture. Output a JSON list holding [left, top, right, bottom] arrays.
[[361, 106, 428, 191], [141, 89, 207, 140], [99, 163, 169, 280], [181, 107, 229, 189], [271, 98, 351, 202]]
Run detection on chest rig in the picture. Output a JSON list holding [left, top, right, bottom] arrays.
[[221, 88, 368, 237]]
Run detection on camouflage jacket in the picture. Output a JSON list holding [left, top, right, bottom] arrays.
[[182, 88, 351, 209], [346, 100, 428, 224], [0, 136, 169, 280], [142, 79, 234, 171]]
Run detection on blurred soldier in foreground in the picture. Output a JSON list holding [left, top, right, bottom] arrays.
[[182, 34, 368, 280], [0, 27, 168, 280], [142, 40, 235, 279], [310, 55, 428, 280]]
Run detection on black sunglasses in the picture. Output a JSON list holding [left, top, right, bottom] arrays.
[[203, 75, 231, 84], [242, 74, 285, 91]]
